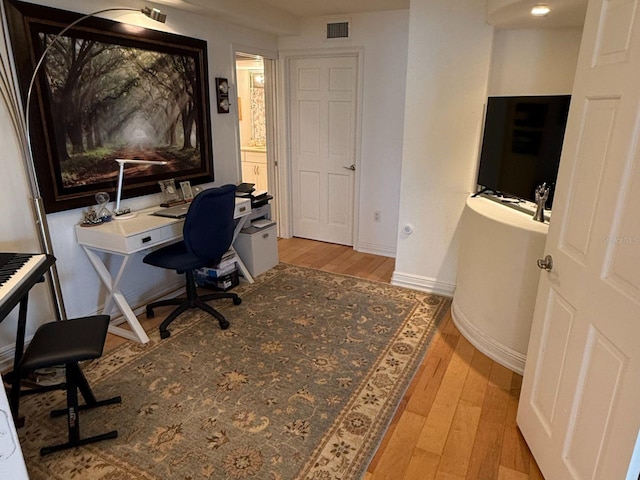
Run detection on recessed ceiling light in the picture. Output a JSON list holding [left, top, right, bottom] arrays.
[[531, 5, 551, 16]]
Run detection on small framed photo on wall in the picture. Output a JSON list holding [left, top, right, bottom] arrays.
[[180, 181, 194, 202]]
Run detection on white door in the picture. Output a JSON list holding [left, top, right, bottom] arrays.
[[517, 0, 640, 478], [289, 55, 357, 245]]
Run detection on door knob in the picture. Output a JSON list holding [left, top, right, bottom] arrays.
[[343, 164, 356, 171], [537, 255, 553, 271]]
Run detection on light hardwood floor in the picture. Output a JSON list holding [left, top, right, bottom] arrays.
[[105, 237, 544, 480]]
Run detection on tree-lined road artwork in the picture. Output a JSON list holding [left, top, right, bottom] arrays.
[[41, 33, 202, 188]]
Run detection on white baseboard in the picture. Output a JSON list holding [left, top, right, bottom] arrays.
[[354, 241, 396, 258], [390, 271, 455, 297], [451, 300, 525, 375]]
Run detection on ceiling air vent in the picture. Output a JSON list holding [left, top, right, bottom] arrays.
[[327, 21, 349, 39]]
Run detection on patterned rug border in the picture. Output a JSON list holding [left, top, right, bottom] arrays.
[[281, 266, 451, 478], [24, 263, 451, 480]]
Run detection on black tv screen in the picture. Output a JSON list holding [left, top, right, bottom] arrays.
[[477, 95, 571, 208]]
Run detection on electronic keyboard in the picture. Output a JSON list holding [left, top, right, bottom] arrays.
[[0, 253, 55, 321]]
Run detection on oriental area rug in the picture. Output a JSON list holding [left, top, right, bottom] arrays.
[[17, 263, 450, 480]]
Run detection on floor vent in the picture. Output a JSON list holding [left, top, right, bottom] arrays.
[[327, 21, 349, 39]]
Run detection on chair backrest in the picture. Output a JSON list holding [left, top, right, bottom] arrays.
[[183, 184, 237, 263]]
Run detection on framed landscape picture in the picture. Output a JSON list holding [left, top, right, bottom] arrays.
[[4, 0, 214, 213]]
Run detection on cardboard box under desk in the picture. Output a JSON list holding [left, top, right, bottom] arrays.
[[195, 268, 239, 291], [196, 261, 236, 278]]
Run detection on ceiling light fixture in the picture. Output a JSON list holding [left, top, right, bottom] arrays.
[[531, 5, 551, 16]]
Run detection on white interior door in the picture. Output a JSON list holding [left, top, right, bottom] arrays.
[[289, 55, 357, 245], [517, 0, 640, 478]]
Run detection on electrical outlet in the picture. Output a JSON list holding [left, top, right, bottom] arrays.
[[374, 210, 381, 222]]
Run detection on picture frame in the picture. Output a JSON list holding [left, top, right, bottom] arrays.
[[158, 179, 180, 204], [215, 77, 230, 114], [4, 0, 215, 213], [250, 71, 265, 88], [180, 181, 194, 202]]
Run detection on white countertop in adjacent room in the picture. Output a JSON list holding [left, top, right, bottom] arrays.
[[241, 146, 267, 153]]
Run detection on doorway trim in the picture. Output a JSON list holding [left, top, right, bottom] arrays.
[[232, 44, 279, 230], [278, 47, 364, 243]]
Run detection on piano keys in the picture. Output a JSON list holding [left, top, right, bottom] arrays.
[[0, 253, 47, 305], [0, 253, 55, 322], [0, 253, 48, 478], [0, 252, 56, 396]]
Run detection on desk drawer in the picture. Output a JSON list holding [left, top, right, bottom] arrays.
[[123, 223, 182, 251], [76, 222, 183, 254], [234, 198, 251, 218], [162, 222, 183, 243], [124, 230, 163, 251]]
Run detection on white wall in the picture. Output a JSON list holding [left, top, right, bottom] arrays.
[[489, 28, 582, 95], [0, 0, 277, 368], [392, 0, 494, 296], [392, 4, 583, 297], [0, 0, 586, 366], [278, 10, 410, 257]]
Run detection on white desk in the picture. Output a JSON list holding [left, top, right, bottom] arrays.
[[75, 198, 252, 344], [0, 375, 28, 479]]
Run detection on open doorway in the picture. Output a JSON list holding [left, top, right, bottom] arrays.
[[234, 51, 278, 230], [235, 53, 268, 191]]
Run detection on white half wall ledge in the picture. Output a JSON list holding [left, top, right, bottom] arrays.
[[390, 271, 455, 297], [451, 195, 548, 375], [451, 301, 526, 375]]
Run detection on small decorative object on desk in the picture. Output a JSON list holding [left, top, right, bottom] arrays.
[[533, 183, 549, 223], [158, 179, 183, 207], [180, 180, 194, 202], [81, 208, 100, 226], [80, 192, 112, 226], [95, 192, 112, 222]]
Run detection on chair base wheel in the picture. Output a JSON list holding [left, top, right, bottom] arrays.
[[219, 320, 230, 330], [233, 297, 242, 305], [160, 329, 171, 339], [146, 307, 155, 319]]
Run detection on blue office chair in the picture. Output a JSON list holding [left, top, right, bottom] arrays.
[[143, 184, 242, 339]]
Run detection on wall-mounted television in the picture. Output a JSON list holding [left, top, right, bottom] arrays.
[[476, 95, 571, 208]]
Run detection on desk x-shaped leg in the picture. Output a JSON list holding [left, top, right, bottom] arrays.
[[232, 214, 254, 283], [80, 246, 150, 344]]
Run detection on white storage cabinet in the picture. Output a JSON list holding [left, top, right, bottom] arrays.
[[234, 224, 278, 277]]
